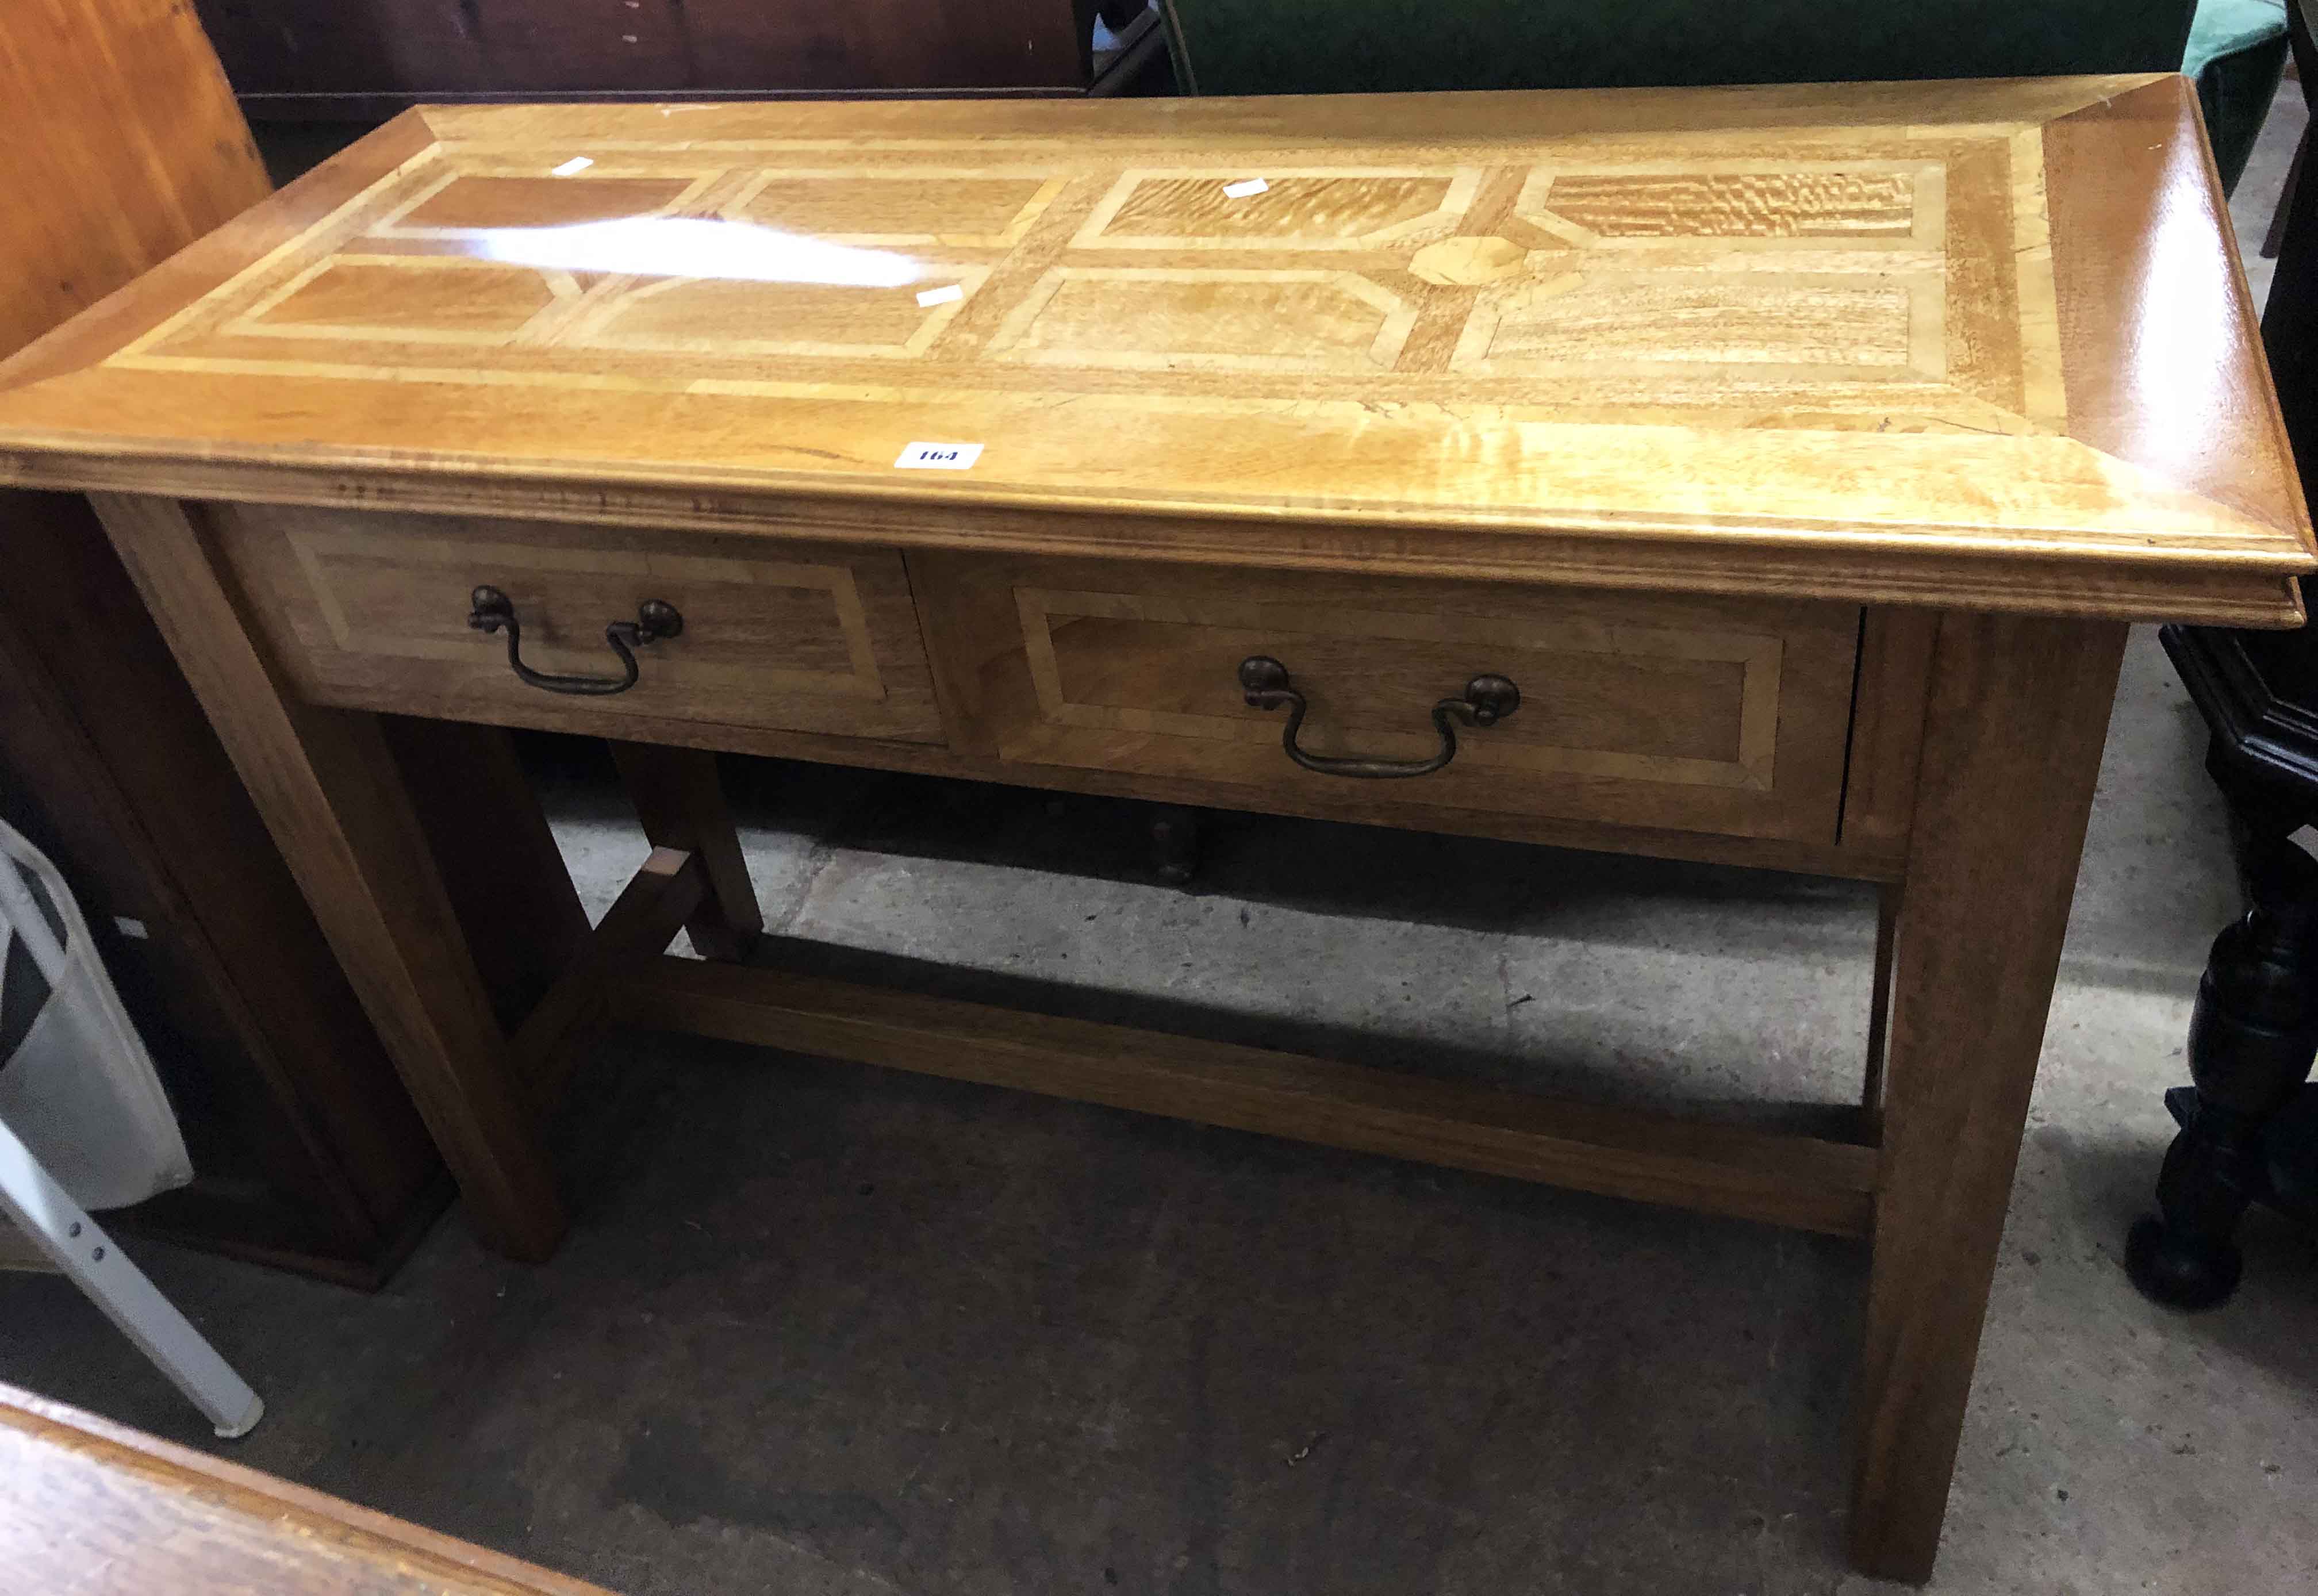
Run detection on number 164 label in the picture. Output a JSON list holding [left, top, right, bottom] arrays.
[[894, 442, 984, 470]]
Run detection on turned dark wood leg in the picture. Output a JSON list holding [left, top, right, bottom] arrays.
[[2128, 790, 2318, 1309], [1149, 804, 1202, 886]]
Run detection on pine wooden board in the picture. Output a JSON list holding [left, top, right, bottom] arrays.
[[0, 1383, 613, 1594]]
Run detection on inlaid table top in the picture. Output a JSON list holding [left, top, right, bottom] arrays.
[[0, 74, 2308, 623]]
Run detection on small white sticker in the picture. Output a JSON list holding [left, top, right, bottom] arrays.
[[551, 156, 594, 177], [894, 442, 983, 470], [2292, 824, 2318, 860], [915, 284, 965, 307], [113, 917, 149, 940], [1222, 177, 1269, 198]]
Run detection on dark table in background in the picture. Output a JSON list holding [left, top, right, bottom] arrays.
[[2127, 1, 2318, 1310], [193, 0, 1164, 119]]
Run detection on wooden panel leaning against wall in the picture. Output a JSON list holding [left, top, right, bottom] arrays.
[[0, 0, 587, 1287]]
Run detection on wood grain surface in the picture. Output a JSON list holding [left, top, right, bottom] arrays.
[[1848, 613, 2128, 1580], [914, 550, 1859, 841], [0, 1382, 615, 1594], [213, 502, 947, 744], [0, 76, 2305, 623], [0, 0, 269, 361]]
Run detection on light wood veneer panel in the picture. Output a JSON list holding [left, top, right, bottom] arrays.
[[213, 505, 946, 743], [0, 0, 270, 364], [916, 553, 1858, 842]]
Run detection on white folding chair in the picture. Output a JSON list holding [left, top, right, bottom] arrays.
[[0, 826, 262, 1438]]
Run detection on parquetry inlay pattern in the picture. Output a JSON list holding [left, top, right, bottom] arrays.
[[107, 128, 2056, 435]]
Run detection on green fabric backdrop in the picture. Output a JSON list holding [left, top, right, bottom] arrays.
[[1157, 1, 2283, 191]]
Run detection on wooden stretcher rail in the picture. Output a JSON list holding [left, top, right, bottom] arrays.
[[604, 953, 1882, 1237], [509, 846, 705, 1108]]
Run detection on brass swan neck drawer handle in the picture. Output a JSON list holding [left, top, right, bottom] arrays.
[[466, 586, 683, 696], [1237, 655, 1519, 779]]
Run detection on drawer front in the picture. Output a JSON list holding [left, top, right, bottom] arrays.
[[916, 554, 1860, 842], [214, 504, 945, 743]]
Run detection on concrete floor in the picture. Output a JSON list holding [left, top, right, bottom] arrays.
[[7, 87, 2318, 1596]]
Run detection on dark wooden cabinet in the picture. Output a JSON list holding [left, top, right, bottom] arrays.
[[0, 0, 437, 1287], [193, 0, 1161, 117], [0, 498, 450, 1286], [0, 0, 589, 1286]]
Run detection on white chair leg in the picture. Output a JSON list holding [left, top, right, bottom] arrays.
[[0, 1115, 262, 1438], [0, 854, 67, 984]]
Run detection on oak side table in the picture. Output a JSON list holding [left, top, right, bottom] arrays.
[[0, 76, 2305, 1582]]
